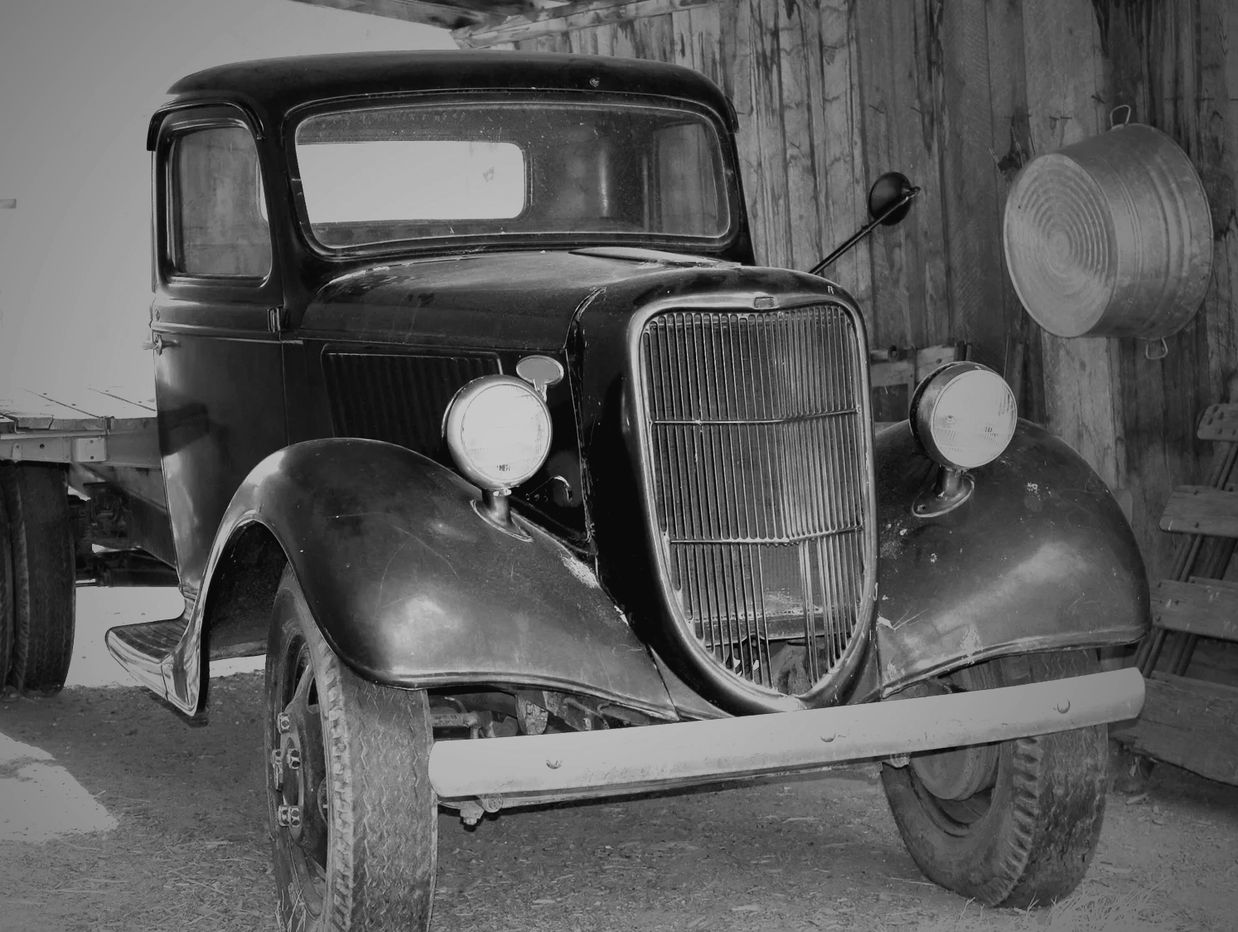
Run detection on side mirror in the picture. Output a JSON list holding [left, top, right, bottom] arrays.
[[809, 171, 920, 277], [868, 172, 916, 226]]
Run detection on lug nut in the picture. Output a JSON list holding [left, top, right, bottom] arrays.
[[285, 746, 301, 771], [270, 749, 284, 789], [277, 712, 292, 734], [277, 805, 302, 828]]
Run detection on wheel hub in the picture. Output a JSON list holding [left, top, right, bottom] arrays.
[[271, 680, 328, 864], [911, 742, 1000, 801]]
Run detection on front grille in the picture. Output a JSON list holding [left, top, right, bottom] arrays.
[[637, 305, 874, 697]]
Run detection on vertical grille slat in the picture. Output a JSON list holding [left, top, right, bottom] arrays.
[[638, 305, 874, 698], [324, 352, 494, 454]]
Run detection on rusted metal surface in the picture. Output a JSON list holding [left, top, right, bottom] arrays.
[[428, 667, 1145, 801]]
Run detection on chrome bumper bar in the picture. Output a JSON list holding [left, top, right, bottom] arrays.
[[428, 668, 1144, 801]]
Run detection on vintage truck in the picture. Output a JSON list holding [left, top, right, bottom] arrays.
[[0, 51, 1147, 930]]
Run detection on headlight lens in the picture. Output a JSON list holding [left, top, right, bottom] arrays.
[[910, 362, 1017, 469], [444, 375, 553, 491]]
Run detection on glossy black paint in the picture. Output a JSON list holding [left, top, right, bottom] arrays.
[[206, 438, 677, 718], [140, 50, 1151, 719], [871, 421, 1149, 695], [148, 52, 755, 315]]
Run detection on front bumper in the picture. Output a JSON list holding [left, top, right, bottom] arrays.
[[429, 668, 1144, 803]]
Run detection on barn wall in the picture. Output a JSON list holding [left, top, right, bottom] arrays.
[[459, 0, 1238, 577], [459, 0, 874, 315]]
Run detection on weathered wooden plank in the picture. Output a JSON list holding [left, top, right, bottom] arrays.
[[937, 0, 1007, 369], [0, 389, 108, 432], [744, 0, 790, 268], [724, 0, 764, 264], [89, 388, 157, 413], [869, 358, 915, 390], [1197, 403, 1238, 443], [633, 9, 674, 60], [568, 23, 600, 53], [856, 0, 949, 350], [902, 1, 950, 347], [1161, 486, 1238, 538], [293, 0, 507, 30], [776, 0, 817, 272], [852, 2, 910, 349], [1118, 673, 1238, 785], [985, 0, 1041, 420], [816, 0, 867, 305], [608, 18, 638, 59], [1206, 0, 1238, 409], [1109, 0, 1213, 580], [688, 4, 721, 86], [455, 0, 711, 47], [670, 7, 695, 69], [1193, 0, 1238, 426], [1153, 579, 1238, 642], [1022, 1, 1121, 494]]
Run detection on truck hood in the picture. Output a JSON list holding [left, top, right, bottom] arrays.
[[299, 248, 744, 351]]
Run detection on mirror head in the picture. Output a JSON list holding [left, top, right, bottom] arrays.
[[868, 172, 915, 226]]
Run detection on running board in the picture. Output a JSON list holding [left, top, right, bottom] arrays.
[[105, 615, 192, 704]]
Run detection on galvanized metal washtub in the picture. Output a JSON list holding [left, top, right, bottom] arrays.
[[1003, 122, 1212, 341]]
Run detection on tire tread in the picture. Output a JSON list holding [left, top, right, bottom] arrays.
[[882, 650, 1108, 908], [1, 463, 75, 692]]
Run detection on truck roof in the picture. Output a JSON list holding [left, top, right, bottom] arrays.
[[150, 50, 736, 147]]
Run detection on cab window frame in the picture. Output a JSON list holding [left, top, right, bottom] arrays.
[[154, 106, 279, 298]]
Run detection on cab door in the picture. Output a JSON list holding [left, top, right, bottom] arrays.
[[150, 107, 286, 598]]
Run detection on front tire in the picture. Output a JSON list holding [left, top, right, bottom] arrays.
[[265, 566, 437, 931], [881, 650, 1108, 907]]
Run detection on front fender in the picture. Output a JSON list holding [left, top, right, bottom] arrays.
[[211, 438, 677, 719], [873, 421, 1149, 694]]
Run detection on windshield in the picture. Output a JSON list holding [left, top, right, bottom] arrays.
[[292, 97, 733, 251]]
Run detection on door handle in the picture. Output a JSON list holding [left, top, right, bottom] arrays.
[[142, 333, 180, 355]]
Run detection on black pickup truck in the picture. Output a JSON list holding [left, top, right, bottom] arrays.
[[0, 50, 1147, 931]]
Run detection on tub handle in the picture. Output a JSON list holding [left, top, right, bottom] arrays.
[[1145, 337, 1169, 361], [1110, 104, 1134, 129]]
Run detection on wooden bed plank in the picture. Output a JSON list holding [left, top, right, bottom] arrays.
[[1160, 486, 1238, 538]]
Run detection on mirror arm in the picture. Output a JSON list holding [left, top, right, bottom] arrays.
[[808, 185, 921, 277]]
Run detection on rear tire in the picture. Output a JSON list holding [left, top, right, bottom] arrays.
[[1, 463, 75, 692], [265, 566, 437, 932], [881, 650, 1108, 907], [0, 493, 13, 687]]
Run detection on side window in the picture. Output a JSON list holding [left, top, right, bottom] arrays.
[[170, 124, 271, 277]]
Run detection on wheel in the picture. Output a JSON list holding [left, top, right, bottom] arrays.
[[1, 463, 75, 692], [265, 566, 437, 931], [0, 492, 13, 687], [880, 650, 1108, 908]]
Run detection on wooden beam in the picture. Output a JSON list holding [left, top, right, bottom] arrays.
[[1161, 486, 1238, 538], [1153, 579, 1238, 642], [289, 0, 526, 31], [1117, 673, 1238, 786], [456, 0, 708, 47], [1022, 1, 1122, 497]]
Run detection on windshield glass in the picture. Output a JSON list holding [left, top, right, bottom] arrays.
[[292, 98, 733, 251]]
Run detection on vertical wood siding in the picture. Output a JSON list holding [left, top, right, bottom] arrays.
[[1091, 0, 1238, 575], [459, 0, 872, 313], [458, 0, 1237, 576]]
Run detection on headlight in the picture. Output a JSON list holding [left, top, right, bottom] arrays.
[[910, 362, 1017, 469], [444, 375, 553, 491]]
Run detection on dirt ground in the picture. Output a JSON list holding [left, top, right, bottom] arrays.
[[2, 590, 1236, 932]]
